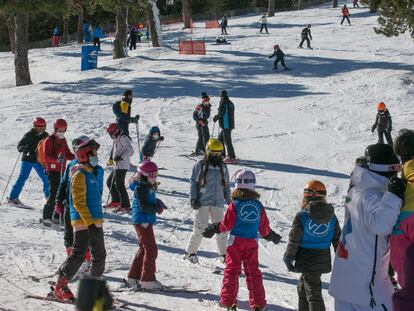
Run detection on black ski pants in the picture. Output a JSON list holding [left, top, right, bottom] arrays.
[[93, 37, 101, 50], [64, 202, 73, 247], [297, 272, 325, 311], [221, 26, 227, 35], [219, 129, 236, 158], [59, 227, 106, 280], [43, 171, 61, 220], [106, 169, 130, 208], [341, 16, 351, 25], [274, 57, 288, 69], [195, 124, 210, 154], [260, 24, 268, 33], [378, 130, 393, 145], [129, 39, 137, 50], [299, 37, 311, 48]]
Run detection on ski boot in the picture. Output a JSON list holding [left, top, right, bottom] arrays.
[[124, 278, 141, 290], [54, 274, 74, 301], [217, 255, 226, 265], [218, 303, 237, 310], [7, 198, 22, 205], [106, 201, 120, 209], [224, 157, 238, 164], [252, 305, 267, 311], [113, 206, 132, 214], [141, 280, 163, 290], [184, 252, 199, 264]]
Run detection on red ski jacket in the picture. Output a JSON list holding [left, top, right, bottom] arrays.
[[43, 134, 75, 172], [342, 7, 350, 16]]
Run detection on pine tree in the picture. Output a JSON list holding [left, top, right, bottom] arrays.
[[375, 0, 414, 37]]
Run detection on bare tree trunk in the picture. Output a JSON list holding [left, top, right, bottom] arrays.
[[182, 0, 191, 28], [113, 3, 128, 59], [14, 13, 32, 86], [333, 0, 338, 8], [268, 0, 275, 17], [63, 17, 69, 44], [298, 0, 305, 10], [77, 6, 84, 43], [147, 0, 162, 47], [5, 12, 16, 53]]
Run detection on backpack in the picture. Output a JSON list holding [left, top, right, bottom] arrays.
[[37, 135, 55, 166]]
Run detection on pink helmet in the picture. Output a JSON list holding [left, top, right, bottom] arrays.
[[234, 170, 256, 190], [138, 160, 158, 183]]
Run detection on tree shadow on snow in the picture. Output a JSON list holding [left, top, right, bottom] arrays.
[[239, 159, 349, 179]]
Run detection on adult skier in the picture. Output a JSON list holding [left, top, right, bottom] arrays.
[[184, 139, 230, 264], [258, 14, 269, 34], [112, 90, 140, 136], [213, 90, 237, 164], [268, 45, 290, 71], [283, 180, 341, 311], [53, 139, 106, 301], [193, 92, 211, 155], [371, 102, 393, 145], [42, 118, 75, 224], [329, 143, 405, 311], [299, 24, 312, 49], [7, 117, 49, 205], [129, 26, 139, 50], [106, 123, 134, 213], [220, 15, 228, 35], [340, 5, 351, 26], [203, 170, 282, 311], [125, 161, 167, 290], [141, 126, 164, 161]]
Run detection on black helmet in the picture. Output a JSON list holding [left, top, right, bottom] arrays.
[[220, 90, 228, 98], [363, 143, 400, 178]]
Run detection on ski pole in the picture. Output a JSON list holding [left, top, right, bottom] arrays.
[[135, 120, 141, 156], [58, 162, 65, 231], [164, 208, 193, 243], [200, 124, 207, 149], [105, 163, 117, 214], [0, 152, 21, 205]]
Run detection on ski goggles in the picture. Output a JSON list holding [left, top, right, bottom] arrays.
[[368, 163, 401, 172], [235, 177, 256, 185], [303, 188, 327, 197], [208, 150, 222, 157]]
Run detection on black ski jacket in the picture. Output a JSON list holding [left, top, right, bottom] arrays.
[[269, 49, 285, 60], [372, 109, 392, 132], [193, 103, 211, 125], [17, 128, 49, 163], [216, 97, 235, 130], [301, 27, 312, 39]]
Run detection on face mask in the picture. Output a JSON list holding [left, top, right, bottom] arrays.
[[56, 132, 65, 139], [89, 155, 99, 167], [152, 133, 160, 140], [209, 155, 221, 166]]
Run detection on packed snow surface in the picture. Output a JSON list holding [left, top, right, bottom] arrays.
[[0, 2, 413, 310]]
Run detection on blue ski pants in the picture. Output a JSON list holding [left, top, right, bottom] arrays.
[[9, 161, 49, 199]]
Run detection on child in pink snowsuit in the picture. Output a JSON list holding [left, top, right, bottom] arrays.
[[391, 129, 414, 287], [202, 170, 281, 311]]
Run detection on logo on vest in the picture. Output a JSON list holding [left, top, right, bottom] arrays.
[[239, 202, 260, 223], [306, 219, 331, 237]]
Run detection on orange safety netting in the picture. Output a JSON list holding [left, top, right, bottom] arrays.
[[179, 39, 206, 55], [205, 20, 219, 28]]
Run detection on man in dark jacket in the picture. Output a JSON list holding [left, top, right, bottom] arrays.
[[193, 92, 211, 155], [112, 90, 139, 136], [371, 102, 393, 145], [299, 24, 312, 49], [129, 26, 138, 50], [283, 180, 341, 311], [268, 45, 290, 71], [213, 90, 236, 164], [7, 117, 49, 205]]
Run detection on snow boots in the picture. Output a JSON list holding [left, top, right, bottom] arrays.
[[184, 252, 199, 264], [54, 274, 74, 301]]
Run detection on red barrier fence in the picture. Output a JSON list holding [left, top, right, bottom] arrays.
[[179, 39, 206, 55], [205, 20, 219, 28]]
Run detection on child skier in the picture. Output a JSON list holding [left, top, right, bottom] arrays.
[[299, 24, 312, 49], [42, 118, 75, 224], [329, 143, 405, 310], [141, 126, 164, 161], [371, 102, 393, 145], [391, 129, 414, 287], [184, 138, 230, 264], [258, 14, 269, 34], [112, 90, 139, 136], [268, 45, 290, 71], [125, 160, 167, 290], [7, 117, 49, 205], [202, 170, 282, 311], [220, 15, 228, 35], [54, 136, 103, 272], [53, 26, 60, 47], [393, 241, 414, 311], [340, 5, 351, 25], [283, 180, 341, 311], [106, 123, 134, 213], [193, 92, 211, 155], [54, 139, 106, 301]]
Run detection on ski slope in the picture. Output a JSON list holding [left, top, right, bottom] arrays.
[[0, 2, 413, 310]]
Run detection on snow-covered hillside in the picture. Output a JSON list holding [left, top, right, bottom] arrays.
[[0, 2, 413, 310]]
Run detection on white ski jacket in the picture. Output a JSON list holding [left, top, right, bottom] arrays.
[[329, 166, 402, 309], [113, 134, 134, 170]]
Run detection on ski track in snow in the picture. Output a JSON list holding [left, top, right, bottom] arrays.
[[0, 2, 413, 310]]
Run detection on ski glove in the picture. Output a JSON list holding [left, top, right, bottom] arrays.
[[191, 200, 201, 210], [54, 201, 63, 216], [158, 136, 165, 142], [283, 254, 295, 272], [113, 155, 123, 162], [202, 222, 221, 238], [57, 153, 65, 163], [88, 223, 100, 235], [387, 176, 406, 199], [156, 198, 167, 214], [130, 115, 140, 124], [371, 125, 376, 133], [213, 115, 219, 122], [263, 229, 282, 245]]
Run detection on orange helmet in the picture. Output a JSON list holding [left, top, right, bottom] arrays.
[[303, 180, 326, 197], [377, 102, 386, 111]]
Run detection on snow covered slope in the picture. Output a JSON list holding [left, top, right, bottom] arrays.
[[0, 2, 413, 310]]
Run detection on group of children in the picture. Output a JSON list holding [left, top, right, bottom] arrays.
[[5, 90, 414, 311]]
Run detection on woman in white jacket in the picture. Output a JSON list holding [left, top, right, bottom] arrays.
[[259, 14, 269, 34], [329, 143, 406, 311], [106, 123, 134, 213]]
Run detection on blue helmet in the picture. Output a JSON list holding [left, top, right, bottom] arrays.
[[149, 126, 160, 135]]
